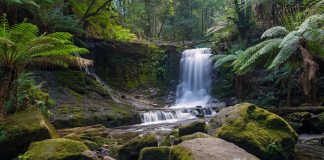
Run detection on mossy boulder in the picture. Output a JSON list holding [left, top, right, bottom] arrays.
[[286, 112, 312, 122], [211, 103, 298, 160], [139, 147, 171, 160], [22, 138, 89, 160], [178, 120, 206, 137], [160, 129, 180, 146], [0, 108, 59, 160], [170, 145, 195, 160], [118, 133, 158, 160]]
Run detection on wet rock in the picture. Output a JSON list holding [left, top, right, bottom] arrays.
[[209, 103, 298, 160], [22, 138, 88, 160], [178, 120, 206, 137], [0, 108, 59, 160], [139, 147, 170, 160], [295, 143, 324, 160], [118, 133, 158, 160], [171, 138, 258, 160], [82, 150, 100, 160], [304, 112, 324, 134]]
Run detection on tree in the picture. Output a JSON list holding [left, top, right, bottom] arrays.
[[0, 16, 89, 120], [232, 14, 324, 103]]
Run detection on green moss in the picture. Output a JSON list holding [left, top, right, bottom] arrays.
[[286, 112, 312, 122], [22, 138, 88, 160], [160, 129, 179, 146], [118, 133, 158, 160], [63, 133, 82, 141], [179, 132, 211, 142], [54, 70, 86, 94], [0, 108, 59, 159], [139, 147, 170, 160], [215, 103, 298, 160], [179, 120, 206, 137], [170, 145, 195, 160]]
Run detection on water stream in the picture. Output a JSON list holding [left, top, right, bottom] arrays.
[[141, 48, 217, 124]]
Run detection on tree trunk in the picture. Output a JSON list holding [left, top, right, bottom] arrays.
[[287, 75, 292, 107], [235, 75, 243, 100], [299, 45, 318, 104], [0, 67, 15, 121]]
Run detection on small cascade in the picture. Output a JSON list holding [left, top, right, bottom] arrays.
[[76, 55, 122, 103], [140, 107, 216, 124]]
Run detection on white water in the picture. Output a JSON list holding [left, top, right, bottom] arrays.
[[141, 48, 214, 124], [173, 48, 212, 108]]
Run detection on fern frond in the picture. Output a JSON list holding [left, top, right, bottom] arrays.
[[268, 38, 299, 69], [214, 54, 237, 68], [237, 38, 282, 74], [279, 31, 301, 48], [298, 14, 324, 33], [232, 39, 271, 71], [212, 54, 227, 61], [261, 26, 289, 39]]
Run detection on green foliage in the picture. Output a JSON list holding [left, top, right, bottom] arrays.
[[233, 14, 324, 75], [5, 72, 54, 116]]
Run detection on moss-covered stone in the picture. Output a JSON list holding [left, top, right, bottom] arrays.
[[160, 129, 179, 146], [179, 132, 211, 142], [118, 133, 158, 160], [213, 103, 298, 160], [286, 112, 312, 122], [178, 120, 206, 137], [22, 138, 89, 160], [139, 147, 170, 160], [170, 145, 195, 160], [0, 108, 59, 160], [63, 133, 82, 141]]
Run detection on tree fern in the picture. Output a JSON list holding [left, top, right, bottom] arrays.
[[261, 26, 289, 39], [268, 38, 299, 69], [237, 38, 282, 74]]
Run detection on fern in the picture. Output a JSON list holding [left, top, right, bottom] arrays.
[[261, 26, 289, 39], [268, 38, 299, 69], [214, 54, 238, 68], [237, 38, 282, 74]]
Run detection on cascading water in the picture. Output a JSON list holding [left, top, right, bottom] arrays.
[[141, 48, 216, 124], [174, 48, 212, 108]]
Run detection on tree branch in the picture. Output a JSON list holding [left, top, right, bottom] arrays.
[[81, 0, 113, 22]]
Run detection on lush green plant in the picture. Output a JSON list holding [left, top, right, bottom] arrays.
[[232, 14, 324, 103], [0, 15, 88, 120]]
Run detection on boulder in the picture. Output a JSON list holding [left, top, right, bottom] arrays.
[[210, 103, 298, 160], [139, 147, 170, 160], [170, 138, 258, 160], [22, 138, 89, 160], [304, 112, 324, 133], [0, 108, 59, 160], [178, 120, 206, 137], [118, 133, 158, 160]]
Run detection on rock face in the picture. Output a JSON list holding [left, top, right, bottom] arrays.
[[285, 112, 324, 133], [22, 138, 88, 160], [171, 138, 258, 160], [0, 108, 59, 160], [209, 103, 298, 160], [118, 133, 158, 160], [35, 70, 141, 129], [178, 120, 206, 137]]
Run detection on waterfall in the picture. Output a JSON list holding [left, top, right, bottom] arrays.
[[173, 48, 212, 108], [141, 48, 216, 124]]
